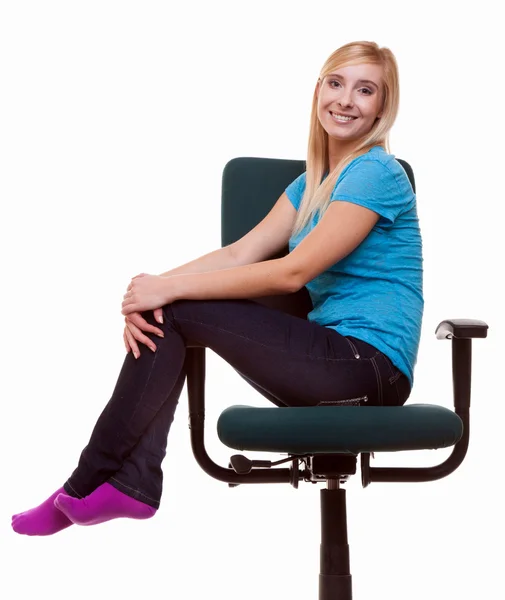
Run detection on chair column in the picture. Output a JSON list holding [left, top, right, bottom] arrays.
[[319, 481, 352, 600]]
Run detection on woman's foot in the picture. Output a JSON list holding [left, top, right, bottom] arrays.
[[54, 482, 157, 526], [11, 487, 73, 536]]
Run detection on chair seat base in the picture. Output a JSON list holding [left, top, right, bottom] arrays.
[[217, 403, 463, 454]]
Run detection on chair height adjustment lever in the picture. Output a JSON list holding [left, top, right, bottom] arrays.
[[229, 454, 272, 474]]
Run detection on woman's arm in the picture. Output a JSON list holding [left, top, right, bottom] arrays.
[[158, 245, 240, 278], [122, 256, 296, 316], [158, 190, 297, 279], [166, 257, 296, 303]]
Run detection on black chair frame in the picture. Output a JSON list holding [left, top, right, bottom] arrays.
[[183, 319, 487, 600]]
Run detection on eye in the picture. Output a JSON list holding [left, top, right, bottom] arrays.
[[360, 88, 373, 95], [328, 80, 342, 88]]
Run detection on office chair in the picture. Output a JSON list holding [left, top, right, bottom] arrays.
[[182, 156, 488, 600]]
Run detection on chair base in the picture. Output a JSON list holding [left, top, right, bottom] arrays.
[[320, 485, 352, 600], [319, 574, 352, 600]]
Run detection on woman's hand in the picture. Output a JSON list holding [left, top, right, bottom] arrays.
[[123, 309, 164, 359], [122, 274, 166, 359], [121, 273, 175, 316]]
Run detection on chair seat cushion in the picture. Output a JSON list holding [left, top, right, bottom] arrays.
[[217, 404, 463, 454]]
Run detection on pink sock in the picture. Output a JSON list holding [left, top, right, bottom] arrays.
[[54, 482, 157, 526], [11, 487, 73, 536]]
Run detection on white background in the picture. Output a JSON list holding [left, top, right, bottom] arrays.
[[1, 1, 503, 599]]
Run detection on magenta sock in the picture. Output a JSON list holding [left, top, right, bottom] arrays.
[[11, 487, 73, 536], [54, 482, 157, 526]]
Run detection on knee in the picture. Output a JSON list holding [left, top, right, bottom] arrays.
[[166, 299, 211, 321], [159, 299, 200, 325], [164, 298, 235, 329]]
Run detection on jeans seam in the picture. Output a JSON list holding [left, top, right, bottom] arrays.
[[389, 370, 402, 384], [110, 476, 159, 504], [65, 480, 83, 499], [393, 378, 404, 405], [370, 355, 383, 405], [175, 317, 359, 363], [382, 353, 402, 384], [382, 354, 395, 377], [345, 337, 361, 359], [122, 341, 162, 429]]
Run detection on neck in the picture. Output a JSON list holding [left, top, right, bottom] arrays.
[[327, 137, 360, 172]]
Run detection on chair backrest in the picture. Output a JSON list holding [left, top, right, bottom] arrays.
[[221, 156, 415, 318], [222, 156, 415, 248]]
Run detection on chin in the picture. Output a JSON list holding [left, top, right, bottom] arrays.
[[328, 131, 359, 141]]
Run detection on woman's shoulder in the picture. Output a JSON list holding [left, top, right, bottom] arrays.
[[286, 170, 307, 194], [344, 146, 413, 193], [349, 146, 399, 172], [285, 170, 307, 210]]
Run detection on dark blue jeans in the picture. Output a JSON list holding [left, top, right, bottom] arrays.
[[63, 298, 411, 508]]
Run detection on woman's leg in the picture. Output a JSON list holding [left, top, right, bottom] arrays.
[[107, 369, 187, 508], [11, 321, 187, 535], [63, 296, 408, 495], [12, 297, 409, 535], [52, 370, 187, 526], [52, 368, 186, 526]]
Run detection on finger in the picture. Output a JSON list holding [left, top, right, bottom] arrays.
[[122, 300, 136, 315], [127, 312, 164, 337], [125, 326, 141, 359], [123, 329, 130, 353], [153, 307, 164, 325], [126, 322, 157, 354], [126, 321, 157, 353], [127, 274, 145, 291]]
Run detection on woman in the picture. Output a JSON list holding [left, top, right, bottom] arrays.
[[12, 40, 423, 536]]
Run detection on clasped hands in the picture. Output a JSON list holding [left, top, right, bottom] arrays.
[[121, 272, 176, 359]]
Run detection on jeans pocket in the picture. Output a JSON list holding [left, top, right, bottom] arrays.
[[344, 337, 361, 359], [389, 369, 402, 385], [381, 353, 402, 385], [394, 375, 412, 406]]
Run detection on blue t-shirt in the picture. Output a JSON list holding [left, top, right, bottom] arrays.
[[285, 146, 423, 386]]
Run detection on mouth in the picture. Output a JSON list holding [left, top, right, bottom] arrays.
[[330, 111, 358, 124]]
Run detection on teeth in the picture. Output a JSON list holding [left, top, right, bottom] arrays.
[[331, 112, 355, 122]]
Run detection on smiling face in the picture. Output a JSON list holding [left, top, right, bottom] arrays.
[[316, 62, 385, 153]]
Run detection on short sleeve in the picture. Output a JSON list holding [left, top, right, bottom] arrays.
[[330, 160, 409, 225], [285, 172, 306, 211]]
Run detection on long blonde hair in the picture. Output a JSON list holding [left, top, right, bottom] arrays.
[[292, 41, 400, 237]]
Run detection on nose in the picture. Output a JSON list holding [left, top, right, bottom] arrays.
[[338, 89, 354, 108]]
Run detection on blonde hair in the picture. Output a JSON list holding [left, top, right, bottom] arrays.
[[292, 41, 400, 237]]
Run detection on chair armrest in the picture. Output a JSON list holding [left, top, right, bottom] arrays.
[[436, 319, 488, 340], [364, 317, 489, 485], [434, 318, 488, 413]]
